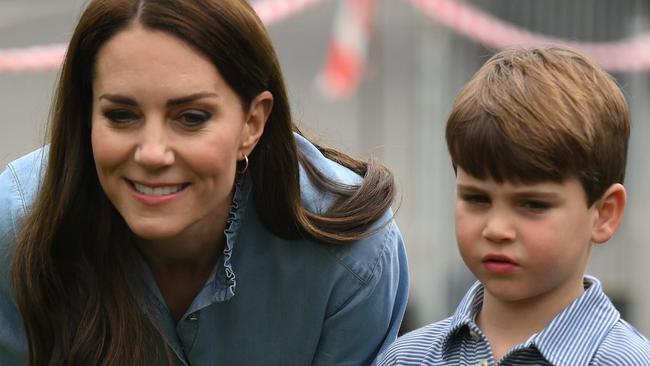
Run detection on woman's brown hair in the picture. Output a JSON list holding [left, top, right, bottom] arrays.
[[11, 0, 396, 364]]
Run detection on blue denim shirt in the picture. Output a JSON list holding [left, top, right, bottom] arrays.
[[0, 133, 409, 365]]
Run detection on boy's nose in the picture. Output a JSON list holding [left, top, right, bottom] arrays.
[[134, 121, 175, 169], [482, 211, 516, 243]]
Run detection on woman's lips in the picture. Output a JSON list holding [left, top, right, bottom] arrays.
[[126, 179, 190, 205], [133, 182, 187, 196]]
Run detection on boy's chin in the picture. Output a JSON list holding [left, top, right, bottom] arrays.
[[480, 278, 538, 303]]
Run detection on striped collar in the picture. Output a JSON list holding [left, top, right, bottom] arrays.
[[445, 275, 620, 366]]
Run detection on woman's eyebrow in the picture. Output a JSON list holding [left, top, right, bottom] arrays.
[[97, 92, 219, 107], [98, 94, 136, 106], [166, 92, 219, 107]]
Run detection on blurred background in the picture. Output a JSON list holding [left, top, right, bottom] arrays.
[[1, 0, 649, 336]]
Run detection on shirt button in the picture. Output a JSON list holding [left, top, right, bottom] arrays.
[[469, 329, 481, 341], [477, 360, 489, 366], [187, 313, 199, 321]]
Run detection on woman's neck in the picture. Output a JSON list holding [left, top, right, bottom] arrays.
[[138, 228, 226, 323], [150, 257, 218, 323]]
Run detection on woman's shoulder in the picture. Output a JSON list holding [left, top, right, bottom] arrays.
[[0, 147, 48, 251], [294, 132, 361, 214], [294, 132, 363, 185], [0, 149, 46, 365], [292, 133, 403, 284], [1, 147, 48, 205], [325, 215, 403, 285]]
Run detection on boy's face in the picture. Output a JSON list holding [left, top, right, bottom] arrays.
[[454, 168, 598, 304]]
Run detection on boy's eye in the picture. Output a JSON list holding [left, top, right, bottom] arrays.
[[177, 110, 212, 127], [104, 109, 138, 124], [521, 200, 550, 211], [461, 194, 490, 205]]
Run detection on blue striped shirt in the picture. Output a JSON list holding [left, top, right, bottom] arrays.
[[378, 276, 650, 365]]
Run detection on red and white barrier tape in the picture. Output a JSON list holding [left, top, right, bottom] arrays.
[[0, 44, 66, 73], [407, 0, 650, 72], [3, 0, 650, 97], [318, 0, 375, 98], [253, 0, 331, 25], [0, 0, 331, 73]]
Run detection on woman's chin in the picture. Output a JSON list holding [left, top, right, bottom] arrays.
[[127, 222, 181, 242]]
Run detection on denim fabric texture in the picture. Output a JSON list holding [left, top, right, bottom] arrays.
[[0, 133, 409, 365]]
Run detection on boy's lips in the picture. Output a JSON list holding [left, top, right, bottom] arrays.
[[482, 254, 519, 274], [482, 253, 517, 264]]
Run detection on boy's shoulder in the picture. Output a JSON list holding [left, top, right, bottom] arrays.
[[536, 276, 650, 365], [513, 275, 650, 365], [377, 317, 650, 366], [591, 318, 650, 365], [376, 281, 484, 365], [376, 317, 454, 366]]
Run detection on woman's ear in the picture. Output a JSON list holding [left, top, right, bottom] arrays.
[[239, 91, 273, 156], [591, 183, 626, 244]]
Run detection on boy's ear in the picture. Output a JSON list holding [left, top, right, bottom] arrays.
[[239, 91, 273, 156], [591, 183, 626, 244]]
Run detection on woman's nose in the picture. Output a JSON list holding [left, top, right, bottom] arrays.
[[133, 120, 175, 169]]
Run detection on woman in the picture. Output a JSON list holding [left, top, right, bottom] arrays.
[[0, 0, 408, 365]]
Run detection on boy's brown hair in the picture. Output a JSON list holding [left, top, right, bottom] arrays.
[[446, 45, 630, 205]]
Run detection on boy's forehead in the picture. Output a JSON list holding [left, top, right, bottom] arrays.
[[456, 168, 579, 192]]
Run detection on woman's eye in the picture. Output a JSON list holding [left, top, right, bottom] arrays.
[[178, 110, 212, 126], [104, 109, 138, 124]]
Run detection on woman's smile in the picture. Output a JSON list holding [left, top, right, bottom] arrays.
[[129, 180, 190, 196], [126, 178, 191, 205], [90, 25, 256, 244]]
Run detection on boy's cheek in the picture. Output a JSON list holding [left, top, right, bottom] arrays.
[[454, 215, 479, 242], [455, 229, 479, 263]]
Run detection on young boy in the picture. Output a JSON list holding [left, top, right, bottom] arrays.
[[378, 46, 650, 365]]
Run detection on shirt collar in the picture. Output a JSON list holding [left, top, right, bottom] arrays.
[[443, 280, 484, 344], [443, 276, 620, 366], [207, 172, 251, 303], [126, 173, 251, 311], [532, 275, 620, 366]]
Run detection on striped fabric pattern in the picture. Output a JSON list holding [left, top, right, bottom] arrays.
[[377, 276, 650, 366]]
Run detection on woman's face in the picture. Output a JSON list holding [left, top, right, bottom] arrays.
[[91, 25, 271, 250]]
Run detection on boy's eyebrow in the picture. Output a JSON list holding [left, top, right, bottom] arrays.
[[456, 184, 486, 193], [98, 92, 219, 107], [457, 183, 563, 199], [509, 190, 562, 199]]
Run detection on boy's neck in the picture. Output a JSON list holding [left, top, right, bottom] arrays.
[[476, 278, 586, 362]]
